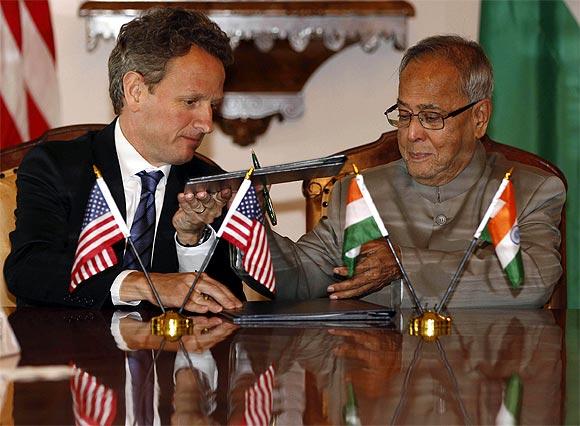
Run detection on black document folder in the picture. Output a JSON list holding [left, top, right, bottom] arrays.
[[185, 154, 346, 193], [220, 299, 395, 326]]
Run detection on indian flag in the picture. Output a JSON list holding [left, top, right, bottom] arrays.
[[342, 174, 388, 277], [482, 181, 524, 288], [495, 374, 523, 426]]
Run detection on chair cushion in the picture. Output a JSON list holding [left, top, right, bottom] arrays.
[[0, 170, 17, 307]]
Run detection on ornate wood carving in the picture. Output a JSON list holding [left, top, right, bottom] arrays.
[[79, 1, 414, 145]]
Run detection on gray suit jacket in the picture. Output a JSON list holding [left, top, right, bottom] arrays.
[[269, 142, 565, 308]]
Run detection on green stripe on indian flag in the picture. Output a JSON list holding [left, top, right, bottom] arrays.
[[344, 217, 383, 260], [495, 374, 522, 426], [504, 252, 524, 288]]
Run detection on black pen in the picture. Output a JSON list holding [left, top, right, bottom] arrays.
[[251, 150, 277, 225]]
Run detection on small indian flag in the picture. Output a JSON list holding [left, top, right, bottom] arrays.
[[342, 173, 388, 277], [482, 180, 524, 288], [495, 374, 522, 426]]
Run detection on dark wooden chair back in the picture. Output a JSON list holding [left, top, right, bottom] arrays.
[[0, 123, 220, 172], [302, 130, 567, 308]]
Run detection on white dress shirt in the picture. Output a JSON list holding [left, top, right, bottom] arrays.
[[110, 121, 217, 305]]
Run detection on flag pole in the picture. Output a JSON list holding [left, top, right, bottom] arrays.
[[352, 165, 424, 314], [93, 166, 165, 312], [178, 238, 220, 314], [125, 237, 165, 313], [178, 167, 255, 313], [435, 169, 513, 314], [383, 235, 424, 315]]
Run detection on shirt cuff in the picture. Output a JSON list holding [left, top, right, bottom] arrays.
[[173, 350, 218, 392], [175, 226, 217, 273], [110, 270, 141, 306], [110, 311, 143, 350]]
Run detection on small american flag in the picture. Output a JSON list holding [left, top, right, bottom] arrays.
[[70, 178, 127, 292], [70, 365, 118, 426], [220, 186, 275, 292], [243, 365, 275, 426]]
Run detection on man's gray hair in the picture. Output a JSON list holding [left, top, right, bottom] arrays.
[[108, 8, 233, 115], [399, 35, 494, 102]]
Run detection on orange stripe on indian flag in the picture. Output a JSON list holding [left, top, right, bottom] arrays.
[[347, 177, 363, 203], [488, 181, 517, 245]]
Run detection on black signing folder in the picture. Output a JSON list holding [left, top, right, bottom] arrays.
[[185, 154, 346, 193], [220, 299, 395, 326]]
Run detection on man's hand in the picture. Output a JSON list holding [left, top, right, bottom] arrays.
[[119, 315, 238, 351], [173, 188, 232, 245], [121, 271, 243, 313], [181, 316, 239, 352], [327, 239, 402, 299], [329, 328, 402, 397]]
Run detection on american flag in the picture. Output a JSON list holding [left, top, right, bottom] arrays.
[[243, 365, 275, 426], [70, 181, 126, 292], [70, 365, 118, 426], [219, 186, 276, 292], [0, 0, 60, 149]]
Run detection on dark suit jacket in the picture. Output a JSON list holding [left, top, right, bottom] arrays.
[[4, 120, 242, 308]]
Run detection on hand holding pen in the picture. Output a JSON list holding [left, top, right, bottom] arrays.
[[251, 150, 277, 225]]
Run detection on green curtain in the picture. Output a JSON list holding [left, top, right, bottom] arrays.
[[566, 310, 579, 425], [480, 0, 580, 308]]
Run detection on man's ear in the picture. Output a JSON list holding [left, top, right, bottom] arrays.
[[122, 71, 145, 112], [473, 98, 492, 139]]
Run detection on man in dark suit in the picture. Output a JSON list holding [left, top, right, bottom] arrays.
[[4, 8, 243, 312]]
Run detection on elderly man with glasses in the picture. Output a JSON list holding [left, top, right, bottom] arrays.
[[266, 35, 566, 308]]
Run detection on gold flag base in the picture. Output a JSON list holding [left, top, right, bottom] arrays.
[[409, 310, 452, 341], [151, 311, 193, 341]]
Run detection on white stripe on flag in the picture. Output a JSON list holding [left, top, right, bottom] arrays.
[[95, 178, 131, 237], [356, 175, 389, 237], [344, 197, 373, 228], [495, 223, 520, 268], [216, 178, 253, 238], [0, 6, 28, 140], [20, 3, 59, 125]]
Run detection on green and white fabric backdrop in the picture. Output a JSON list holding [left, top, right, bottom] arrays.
[[479, 0, 580, 308]]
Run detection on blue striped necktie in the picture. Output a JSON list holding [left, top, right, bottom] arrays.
[[123, 170, 164, 271]]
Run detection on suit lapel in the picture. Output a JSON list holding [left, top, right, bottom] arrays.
[[90, 120, 127, 221]]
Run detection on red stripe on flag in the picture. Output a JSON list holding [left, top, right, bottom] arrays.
[[1, 0, 22, 49], [243, 365, 275, 426], [71, 365, 117, 426], [0, 97, 23, 148], [26, 90, 50, 140], [23, 0, 55, 59]]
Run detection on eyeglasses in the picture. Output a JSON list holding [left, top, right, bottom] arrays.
[[384, 100, 481, 130]]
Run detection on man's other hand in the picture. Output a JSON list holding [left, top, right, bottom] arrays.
[[327, 239, 402, 299], [121, 271, 243, 313], [173, 188, 232, 245]]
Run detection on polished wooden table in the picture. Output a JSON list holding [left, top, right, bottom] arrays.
[[1, 307, 577, 425]]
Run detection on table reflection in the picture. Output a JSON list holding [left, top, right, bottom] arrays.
[[5, 308, 564, 425]]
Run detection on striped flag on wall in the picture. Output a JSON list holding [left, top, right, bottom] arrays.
[[0, 0, 59, 149]]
